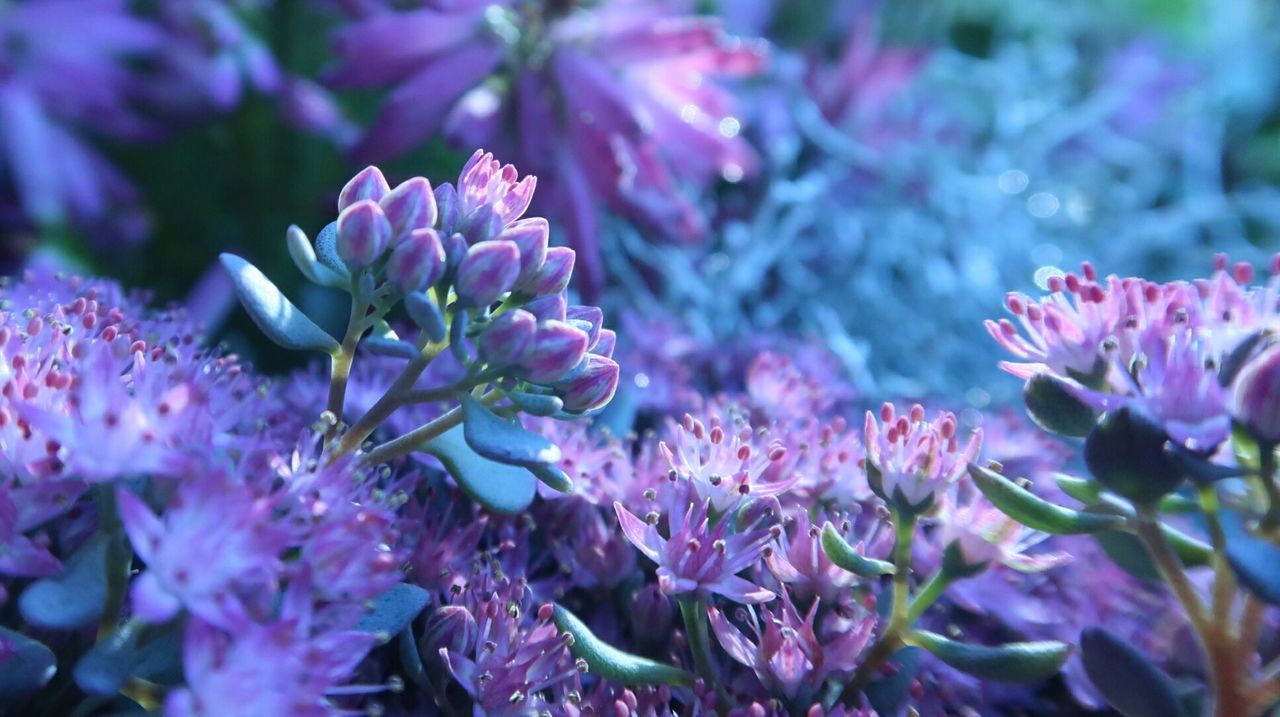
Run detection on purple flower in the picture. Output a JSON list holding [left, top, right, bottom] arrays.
[[660, 412, 793, 512], [864, 403, 981, 511], [117, 474, 289, 627], [614, 481, 778, 604], [709, 589, 877, 704], [440, 579, 579, 716], [0, 486, 60, 579], [164, 585, 378, 717], [328, 2, 766, 295], [764, 511, 888, 606], [0, 0, 162, 233]]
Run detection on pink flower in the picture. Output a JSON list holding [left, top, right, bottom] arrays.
[[614, 481, 778, 604], [864, 403, 981, 510]]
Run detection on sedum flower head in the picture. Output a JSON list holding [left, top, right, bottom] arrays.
[[709, 588, 877, 704], [660, 411, 793, 512], [864, 402, 981, 512], [614, 480, 779, 604]]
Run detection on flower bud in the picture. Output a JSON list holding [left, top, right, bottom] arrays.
[[442, 232, 468, 278], [501, 218, 549, 290], [525, 247, 575, 296], [385, 228, 446, 293], [566, 305, 604, 349], [1084, 406, 1183, 504], [594, 329, 617, 359], [523, 320, 589, 384], [524, 294, 567, 323], [461, 204, 503, 245], [455, 240, 521, 307], [336, 199, 392, 269], [557, 355, 619, 412], [434, 182, 460, 233], [629, 584, 674, 649], [380, 177, 437, 238], [338, 166, 390, 211], [422, 606, 479, 658], [1230, 343, 1280, 446], [478, 309, 537, 366]]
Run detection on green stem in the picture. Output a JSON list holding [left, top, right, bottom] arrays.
[[96, 487, 131, 641], [358, 406, 463, 467], [1135, 507, 1248, 717], [844, 510, 917, 697], [337, 342, 446, 456], [905, 572, 952, 624], [678, 596, 727, 711], [1259, 446, 1280, 532], [1197, 487, 1238, 627], [325, 285, 370, 423]]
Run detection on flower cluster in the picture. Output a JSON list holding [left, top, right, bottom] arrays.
[[327, 0, 766, 294]]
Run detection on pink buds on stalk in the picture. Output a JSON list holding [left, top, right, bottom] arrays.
[[557, 355, 620, 413], [385, 228, 446, 293], [455, 240, 521, 307], [522, 321, 590, 384], [336, 199, 392, 269], [1230, 342, 1280, 446], [338, 166, 390, 211], [380, 177, 437, 238], [477, 310, 537, 366]]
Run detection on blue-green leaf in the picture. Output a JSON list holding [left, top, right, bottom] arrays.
[[405, 292, 447, 343], [0, 627, 57, 698], [1024, 372, 1098, 437], [821, 523, 895, 577], [356, 583, 431, 639], [422, 425, 537, 514], [909, 630, 1070, 683], [865, 646, 920, 716], [74, 620, 143, 695], [1055, 473, 1104, 504], [312, 222, 351, 281], [507, 391, 564, 417], [969, 464, 1124, 534], [552, 604, 692, 686], [529, 463, 573, 493], [20, 533, 108, 629], [461, 393, 561, 468], [220, 253, 340, 354], [1222, 513, 1280, 605], [286, 225, 348, 289], [1081, 627, 1187, 717]]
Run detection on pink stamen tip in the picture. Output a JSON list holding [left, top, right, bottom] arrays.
[[1065, 274, 1081, 293], [1081, 261, 1097, 280], [1235, 262, 1255, 284], [909, 404, 925, 422], [880, 402, 894, 422], [1214, 253, 1228, 272]]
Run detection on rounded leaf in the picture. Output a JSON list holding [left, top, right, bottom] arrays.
[[19, 533, 109, 630], [0, 627, 57, 698], [1024, 373, 1098, 437], [461, 393, 561, 468], [422, 425, 537, 514], [355, 583, 431, 640], [1081, 627, 1187, 717], [220, 254, 340, 354]]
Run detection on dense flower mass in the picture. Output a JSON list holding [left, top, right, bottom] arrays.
[[328, 0, 766, 294], [5, 3, 1280, 717]]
